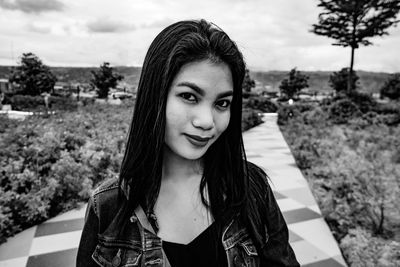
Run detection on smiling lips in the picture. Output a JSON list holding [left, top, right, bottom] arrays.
[[184, 134, 212, 147]]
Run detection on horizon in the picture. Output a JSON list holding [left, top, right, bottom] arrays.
[[0, 64, 397, 75]]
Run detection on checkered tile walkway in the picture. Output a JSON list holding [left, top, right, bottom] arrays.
[[0, 113, 347, 267]]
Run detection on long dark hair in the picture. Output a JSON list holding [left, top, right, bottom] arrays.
[[119, 19, 269, 253]]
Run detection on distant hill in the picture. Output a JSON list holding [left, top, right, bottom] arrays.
[[0, 66, 142, 89], [0, 65, 393, 94], [252, 70, 392, 94]]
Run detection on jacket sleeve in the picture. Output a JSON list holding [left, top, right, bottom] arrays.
[[76, 196, 100, 267], [261, 180, 299, 267], [247, 162, 299, 267]]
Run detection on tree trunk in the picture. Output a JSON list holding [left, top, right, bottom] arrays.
[[348, 11, 357, 95], [348, 46, 355, 94]]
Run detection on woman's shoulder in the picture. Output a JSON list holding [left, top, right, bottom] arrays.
[[89, 177, 122, 217], [246, 161, 269, 186], [92, 177, 120, 197], [245, 161, 274, 199]]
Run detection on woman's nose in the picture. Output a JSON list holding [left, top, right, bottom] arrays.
[[192, 106, 214, 130]]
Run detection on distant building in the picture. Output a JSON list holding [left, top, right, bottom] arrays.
[[0, 79, 14, 94]]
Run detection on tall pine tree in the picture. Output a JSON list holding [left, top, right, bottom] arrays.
[[311, 0, 400, 93]]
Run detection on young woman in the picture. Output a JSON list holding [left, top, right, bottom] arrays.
[[77, 19, 299, 267]]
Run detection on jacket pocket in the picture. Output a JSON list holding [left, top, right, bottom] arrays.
[[234, 240, 259, 267], [92, 245, 141, 267], [239, 240, 258, 257]]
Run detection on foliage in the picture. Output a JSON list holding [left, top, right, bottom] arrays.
[[5, 94, 78, 111], [279, 68, 309, 99], [311, 0, 400, 92], [341, 228, 400, 267], [277, 103, 315, 125], [0, 103, 133, 244], [242, 108, 263, 131], [380, 73, 400, 100], [242, 68, 255, 93], [280, 103, 400, 266], [244, 96, 278, 113], [329, 68, 359, 93], [329, 99, 361, 124], [346, 90, 377, 113], [9, 53, 57, 96], [91, 62, 124, 99]]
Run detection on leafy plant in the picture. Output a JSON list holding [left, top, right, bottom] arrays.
[[329, 99, 361, 124], [380, 73, 400, 100], [279, 68, 309, 99], [9, 53, 57, 96], [329, 68, 359, 93], [91, 62, 124, 99]]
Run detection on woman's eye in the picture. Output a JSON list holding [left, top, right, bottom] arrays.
[[216, 99, 231, 110], [179, 93, 197, 102]]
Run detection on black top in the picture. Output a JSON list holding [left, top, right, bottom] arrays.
[[162, 222, 228, 267]]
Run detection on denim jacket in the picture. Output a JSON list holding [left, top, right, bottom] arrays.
[[77, 170, 299, 267]]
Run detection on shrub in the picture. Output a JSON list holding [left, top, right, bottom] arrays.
[[0, 164, 59, 242], [302, 107, 329, 126], [340, 228, 400, 267], [346, 91, 376, 113], [279, 68, 309, 99], [49, 151, 93, 214], [242, 108, 262, 131], [244, 96, 278, 113], [373, 102, 400, 115], [49, 96, 78, 111], [329, 68, 359, 93], [80, 97, 96, 106], [7, 94, 77, 111], [277, 103, 314, 125], [329, 99, 361, 124], [9, 95, 44, 111], [380, 73, 400, 100]]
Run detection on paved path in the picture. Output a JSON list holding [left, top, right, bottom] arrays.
[[0, 113, 347, 267]]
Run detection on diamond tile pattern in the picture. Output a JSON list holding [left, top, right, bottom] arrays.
[[0, 113, 347, 266]]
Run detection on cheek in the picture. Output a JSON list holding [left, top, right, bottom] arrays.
[[165, 100, 187, 134], [215, 112, 231, 135]]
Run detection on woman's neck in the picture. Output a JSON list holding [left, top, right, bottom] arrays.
[[162, 146, 204, 184]]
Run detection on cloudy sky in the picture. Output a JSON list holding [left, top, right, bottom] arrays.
[[0, 0, 399, 72]]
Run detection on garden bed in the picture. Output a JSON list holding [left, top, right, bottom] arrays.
[[278, 100, 400, 266]]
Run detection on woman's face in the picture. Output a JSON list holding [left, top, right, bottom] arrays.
[[164, 59, 233, 161]]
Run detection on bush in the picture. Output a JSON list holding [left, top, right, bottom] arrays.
[[329, 68, 359, 93], [280, 104, 400, 266], [6, 94, 77, 111], [277, 103, 314, 125], [373, 102, 400, 115], [9, 95, 44, 111], [341, 228, 400, 267], [242, 108, 263, 131], [329, 99, 361, 124], [346, 91, 376, 113], [49, 152, 93, 214], [380, 73, 400, 100], [302, 107, 329, 126], [279, 68, 309, 99], [49, 96, 78, 111], [244, 96, 278, 113]]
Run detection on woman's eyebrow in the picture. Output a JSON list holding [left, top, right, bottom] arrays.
[[177, 81, 233, 98]]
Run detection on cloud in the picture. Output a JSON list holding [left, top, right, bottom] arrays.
[[140, 18, 174, 29], [26, 23, 52, 34], [0, 0, 64, 14], [86, 18, 136, 33]]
